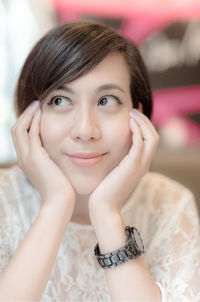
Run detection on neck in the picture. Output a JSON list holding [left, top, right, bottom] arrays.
[[70, 193, 91, 225]]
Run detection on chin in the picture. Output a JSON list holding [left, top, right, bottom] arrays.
[[65, 170, 105, 195], [74, 186, 95, 195], [72, 181, 99, 195]]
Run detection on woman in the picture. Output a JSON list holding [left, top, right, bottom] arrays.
[[0, 22, 199, 301]]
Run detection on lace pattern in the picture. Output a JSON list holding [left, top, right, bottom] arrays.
[[0, 165, 200, 302]]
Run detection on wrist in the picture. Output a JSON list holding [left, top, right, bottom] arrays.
[[92, 213, 126, 254], [89, 204, 121, 226], [89, 199, 120, 221], [41, 197, 75, 222]]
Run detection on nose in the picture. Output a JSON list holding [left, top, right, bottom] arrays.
[[70, 109, 101, 141]]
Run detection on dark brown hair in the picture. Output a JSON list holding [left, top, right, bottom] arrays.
[[15, 21, 152, 118]]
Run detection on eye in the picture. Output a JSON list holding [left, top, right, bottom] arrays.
[[98, 95, 122, 106], [47, 96, 71, 106]]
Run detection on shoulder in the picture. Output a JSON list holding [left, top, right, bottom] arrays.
[[0, 164, 24, 193], [0, 166, 29, 268], [140, 171, 189, 194], [0, 164, 40, 217], [137, 171, 197, 215], [126, 171, 197, 216], [123, 172, 195, 219], [0, 164, 22, 180], [143, 171, 193, 196], [0, 164, 30, 209]]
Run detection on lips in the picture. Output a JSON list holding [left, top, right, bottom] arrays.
[[66, 152, 107, 166], [67, 152, 106, 159]]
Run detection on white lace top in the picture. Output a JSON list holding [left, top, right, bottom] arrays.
[[0, 165, 200, 302]]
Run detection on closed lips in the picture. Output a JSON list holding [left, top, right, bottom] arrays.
[[67, 153, 106, 159]]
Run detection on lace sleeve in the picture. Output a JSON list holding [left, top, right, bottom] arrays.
[[148, 189, 200, 302], [0, 169, 17, 273], [0, 193, 12, 272]]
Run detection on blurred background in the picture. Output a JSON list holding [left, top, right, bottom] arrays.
[[0, 0, 199, 210]]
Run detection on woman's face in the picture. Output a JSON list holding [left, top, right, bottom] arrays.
[[40, 53, 134, 195]]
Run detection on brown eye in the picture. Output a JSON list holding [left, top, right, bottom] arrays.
[[52, 97, 63, 105], [98, 95, 122, 106], [47, 96, 71, 106], [99, 97, 108, 106]]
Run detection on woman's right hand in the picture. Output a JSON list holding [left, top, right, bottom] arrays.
[[11, 101, 76, 211]]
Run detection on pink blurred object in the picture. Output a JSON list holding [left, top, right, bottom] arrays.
[[152, 86, 200, 146], [52, 0, 200, 20], [52, 0, 200, 44]]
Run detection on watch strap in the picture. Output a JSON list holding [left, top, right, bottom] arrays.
[[94, 226, 144, 269]]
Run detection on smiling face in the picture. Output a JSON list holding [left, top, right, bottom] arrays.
[[40, 53, 134, 195]]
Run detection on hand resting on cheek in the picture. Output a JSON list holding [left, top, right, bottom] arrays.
[[89, 108, 159, 216], [11, 101, 76, 218]]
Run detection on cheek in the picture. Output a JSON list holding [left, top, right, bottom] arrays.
[[118, 126, 132, 156], [108, 117, 132, 160], [40, 114, 63, 150]]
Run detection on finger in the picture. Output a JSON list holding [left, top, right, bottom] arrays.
[[16, 100, 39, 125], [129, 110, 159, 142], [12, 101, 40, 158], [129, 111, 159, 162], [129, 110, 158, 137], [11, 127, 21, 161], [29, 108, 43, 150], [128, 117, 144, 160], [11, 120, 28, 162]]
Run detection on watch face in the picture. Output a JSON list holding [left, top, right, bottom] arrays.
[[133, 228, 144, 253]]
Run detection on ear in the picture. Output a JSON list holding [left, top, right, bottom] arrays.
[[138, 102, 143, 113]]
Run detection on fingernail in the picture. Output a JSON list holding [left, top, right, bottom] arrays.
[[131, 117, 137, 123], [131, 109, 139, 115], [34, 108, 40, 115], [31, 100, 39, 106]]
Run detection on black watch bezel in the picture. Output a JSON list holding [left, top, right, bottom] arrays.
[[126, 226, 144, 255]]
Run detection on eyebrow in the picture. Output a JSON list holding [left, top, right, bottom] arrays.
[[56, 84, 125, 94]]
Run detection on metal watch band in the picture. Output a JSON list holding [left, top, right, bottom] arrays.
[[94, 226, 144, 269]]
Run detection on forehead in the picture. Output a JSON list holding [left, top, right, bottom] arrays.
[[65, 53, 131, 90]]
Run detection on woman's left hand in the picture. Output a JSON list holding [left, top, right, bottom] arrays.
[[88, 109, 159, 217]]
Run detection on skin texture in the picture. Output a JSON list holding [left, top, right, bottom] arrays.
[[40, 53, 135, 224]]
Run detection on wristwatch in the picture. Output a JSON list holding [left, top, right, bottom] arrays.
[[94, 226, 144, 269]]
